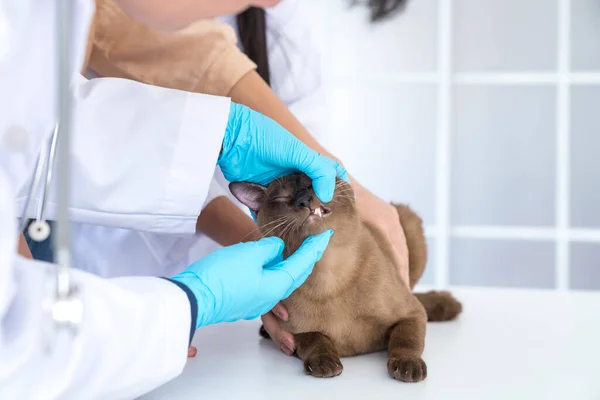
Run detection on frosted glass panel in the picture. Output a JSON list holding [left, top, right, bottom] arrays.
[[570, 243, 600, 291], [449, 239, 555, 289], [329, 84, 437, 224], [453, 0, 557, 71], [452, 86, 556, 226], [328, 0, 438, 75], [571, 86, 600, 228], [306, 0, 600, 292], [571, 0, 600, 70]]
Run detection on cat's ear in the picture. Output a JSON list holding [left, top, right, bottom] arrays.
[[229, 182, 268, 214]]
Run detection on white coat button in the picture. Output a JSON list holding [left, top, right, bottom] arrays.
[[4, 125, 29, 152]]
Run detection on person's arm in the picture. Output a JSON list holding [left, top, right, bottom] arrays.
[[17, 234, 32, 259], [195, 175, 259, 244], [197, 197, 260, 246], [113, 0, 268, 31], [1, 172, 194, 399], [230, 70, 331, 158], [2, 261, 194, 400]]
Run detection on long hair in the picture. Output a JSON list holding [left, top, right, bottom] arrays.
[[359, 0, 409, 22], [236, 7, 271, 86], [235, 1, 409, 87]]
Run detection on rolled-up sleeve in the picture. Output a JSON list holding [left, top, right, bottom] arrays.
[[88, 0, 257, 96]]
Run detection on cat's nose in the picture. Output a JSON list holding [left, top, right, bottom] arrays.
[[294, 191, 313, 209]]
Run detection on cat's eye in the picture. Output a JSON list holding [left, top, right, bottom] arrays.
[[271, 196, 292, 203]]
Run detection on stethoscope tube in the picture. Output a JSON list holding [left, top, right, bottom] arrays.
[[20, 0, 83, 354], [38, 122, 60, 226], [54, 0, 74, 301], [19, 124, 58, 242]]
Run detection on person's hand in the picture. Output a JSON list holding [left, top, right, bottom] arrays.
[[218, 103, 348, 203], [354, 183, 410, 288], [171, 230, 333, 328], [261, 302, 296, 356]]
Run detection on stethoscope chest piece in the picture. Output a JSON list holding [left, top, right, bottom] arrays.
[[42, 267, 83, 353], [28, 220, 51, 242]]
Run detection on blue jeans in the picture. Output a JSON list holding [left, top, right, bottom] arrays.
[[24, 220, 55, 263]]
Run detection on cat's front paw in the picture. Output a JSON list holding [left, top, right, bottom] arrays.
[[304, 354, 343, 378], [387, 355, 427, 382]]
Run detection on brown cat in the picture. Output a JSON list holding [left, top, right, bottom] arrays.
[[230, 173, 461, 382]]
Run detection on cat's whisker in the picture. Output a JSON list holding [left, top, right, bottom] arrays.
[[243, 216, 288, 240], [280, 223, 296, 244], [261, 216, 296, 239], [260, 225, 288, 239], [259, 218, 291, 239], [284, 219, 298, 237], [253, 214, 289, 232], [259, 216, 288, 228], [261, 216, 289, 237]]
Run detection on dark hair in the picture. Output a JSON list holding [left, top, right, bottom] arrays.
[[236, 7, 271, 86], [358, 0, 409, 22], [235, 1, 409, 87]]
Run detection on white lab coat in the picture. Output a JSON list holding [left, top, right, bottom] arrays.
[[0, 0, 238, 399], [67, 0, 329, 280]]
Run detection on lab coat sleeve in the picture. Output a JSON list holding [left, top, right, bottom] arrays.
[[19, 74, 231, 235], [1, 173, 192, 400]]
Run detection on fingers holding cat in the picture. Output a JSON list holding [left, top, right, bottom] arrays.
[[260, 303, 296, 356]]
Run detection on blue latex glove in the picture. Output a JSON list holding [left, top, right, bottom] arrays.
[[218, 102, 348, 203], [171, 230, 333, 328]]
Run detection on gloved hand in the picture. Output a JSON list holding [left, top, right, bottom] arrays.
[[171, 230, 333, 328], [218, 102, 348, 203]]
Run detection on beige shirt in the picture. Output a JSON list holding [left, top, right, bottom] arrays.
[[86, 0, 257, 96]]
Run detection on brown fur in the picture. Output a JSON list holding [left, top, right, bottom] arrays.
[[395, 204, 463, 322], [230, 174, 462, 382]]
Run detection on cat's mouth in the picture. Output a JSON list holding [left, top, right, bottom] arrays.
[[299, 205, 331, 229], [309, 205, 331, 219]]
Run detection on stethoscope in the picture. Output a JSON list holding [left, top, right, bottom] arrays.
[[18, 0, 82, 353]]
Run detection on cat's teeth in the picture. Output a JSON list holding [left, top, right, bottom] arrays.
[[314, 207, 323, 217]]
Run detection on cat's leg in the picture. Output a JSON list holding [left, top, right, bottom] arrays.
[[414, 291, 462, 322], [294, 332, 343, 378], [387, 314, 427, 382]]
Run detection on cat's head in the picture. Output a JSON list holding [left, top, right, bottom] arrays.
[[229, 173, 358, 246]]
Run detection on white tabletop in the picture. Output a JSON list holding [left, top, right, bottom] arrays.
[[141, 287, 600, 400]]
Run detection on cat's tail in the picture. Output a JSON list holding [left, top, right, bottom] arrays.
[[414, 291, 462, 322], [392, 204, 463, 322]]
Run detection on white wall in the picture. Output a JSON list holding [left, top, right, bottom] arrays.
[[308, 0, 600, 291]]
